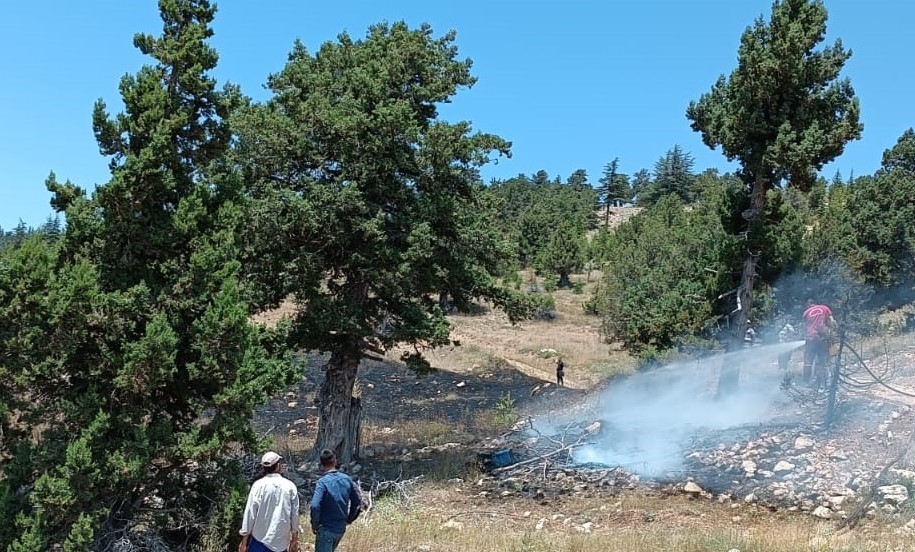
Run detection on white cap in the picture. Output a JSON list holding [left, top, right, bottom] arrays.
[[260, 451, 283, 467]]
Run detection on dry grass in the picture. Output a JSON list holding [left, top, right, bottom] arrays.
[[431, 271, 635, 390], [306, 485, 913, 552]]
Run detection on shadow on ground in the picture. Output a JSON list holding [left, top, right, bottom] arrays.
[[254, 352, 584, 436]]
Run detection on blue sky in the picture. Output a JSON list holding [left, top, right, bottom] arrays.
[[1, 1, 912, 229]]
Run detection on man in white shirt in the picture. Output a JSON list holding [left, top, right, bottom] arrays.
[[239, 451, 303, 552]]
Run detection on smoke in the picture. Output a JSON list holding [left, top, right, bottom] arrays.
[[571, 341, 804, 477]]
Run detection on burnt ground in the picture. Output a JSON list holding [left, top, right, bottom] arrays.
[[253, 352, 584, 442]]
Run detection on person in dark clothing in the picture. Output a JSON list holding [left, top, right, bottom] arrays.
[[309, 449, 362, 552], [556, 358, 565, 387]]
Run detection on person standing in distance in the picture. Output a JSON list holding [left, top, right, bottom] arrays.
[[555, 358, 565, 387], [239, 451, 302, 552], [310, 449, 363, 552], [802, 298, 836, 387]]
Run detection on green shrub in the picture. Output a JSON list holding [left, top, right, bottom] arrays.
[[493, 393, 519, 427], [530, 293, 556, 320]]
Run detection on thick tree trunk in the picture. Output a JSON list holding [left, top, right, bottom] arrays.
[[558, 271, 571, 289], [313, 346, 362, 465], [718, 174, 768, 398]]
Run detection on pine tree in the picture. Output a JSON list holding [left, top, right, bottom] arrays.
[[232, 22, 529, 463], [687, 0, 861, 394], [1, 2, 296, 549]]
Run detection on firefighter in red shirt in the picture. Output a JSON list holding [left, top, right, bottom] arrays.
[[802, 298, 836, 388]]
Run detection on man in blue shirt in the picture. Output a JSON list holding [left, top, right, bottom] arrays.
[[309, 449, 362, 552]]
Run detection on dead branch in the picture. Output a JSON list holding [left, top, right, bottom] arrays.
[[441, 510, 532, 523], [845, 344, 915, 398], [492, 440, 591, 474], [360, 475, 424, 521]]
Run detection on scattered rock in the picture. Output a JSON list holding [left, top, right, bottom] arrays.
[[812, 506, 832, 519], [878, 484, 909, 505], [773, 461, 796, 473], [456, 381, 466, 388], [794, 436, 814, 450], [744, 493, 758, 504], [742, 460, 757, 476], [535, 518, 546, 531], [683, 481, 704, 495], [442, 519, 464, 530]]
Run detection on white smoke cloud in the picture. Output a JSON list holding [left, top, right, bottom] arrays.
[[571, 341, 805, 477]]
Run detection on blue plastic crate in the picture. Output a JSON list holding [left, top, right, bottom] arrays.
[[492, 448, 515, 467]]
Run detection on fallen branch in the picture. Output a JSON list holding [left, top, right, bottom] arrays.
[[492, 441, 591, 474]]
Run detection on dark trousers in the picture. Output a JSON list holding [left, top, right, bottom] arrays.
[[778, 350, 792, 371], [248, 537, 282, 552], [315, 528, 344, 552], [803, 338, 829, 385]]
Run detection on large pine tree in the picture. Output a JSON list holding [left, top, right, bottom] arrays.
[[0, 2, 295, 549], [233, 22, 529, 463], [686, 0, 861, 394]]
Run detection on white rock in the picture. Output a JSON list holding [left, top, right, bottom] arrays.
[[812, 506, 832, 519], [744, 493, 758, 504], [891, 469, 915, 482], [577, 522, 594, 534], [535, 518, 546, 531], [683, 481, 704, 494], [584, 421, 602, 435], [456, 381, 466, 388], [287, 401, 298, 408], [551, 514, 565, 521], [773, 461, 796, 473], [742, 460, 757, 475], [442, 519, 464, 530], [828, 495, 847, 508], [794, 436, 815, 450], [878, 484, 909, 505]]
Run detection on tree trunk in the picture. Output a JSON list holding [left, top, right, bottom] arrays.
[[717, 174, 768, 397], [313, 346, 362, 465], [558, 271, 571, 289], [825, 307, 849, 428]]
